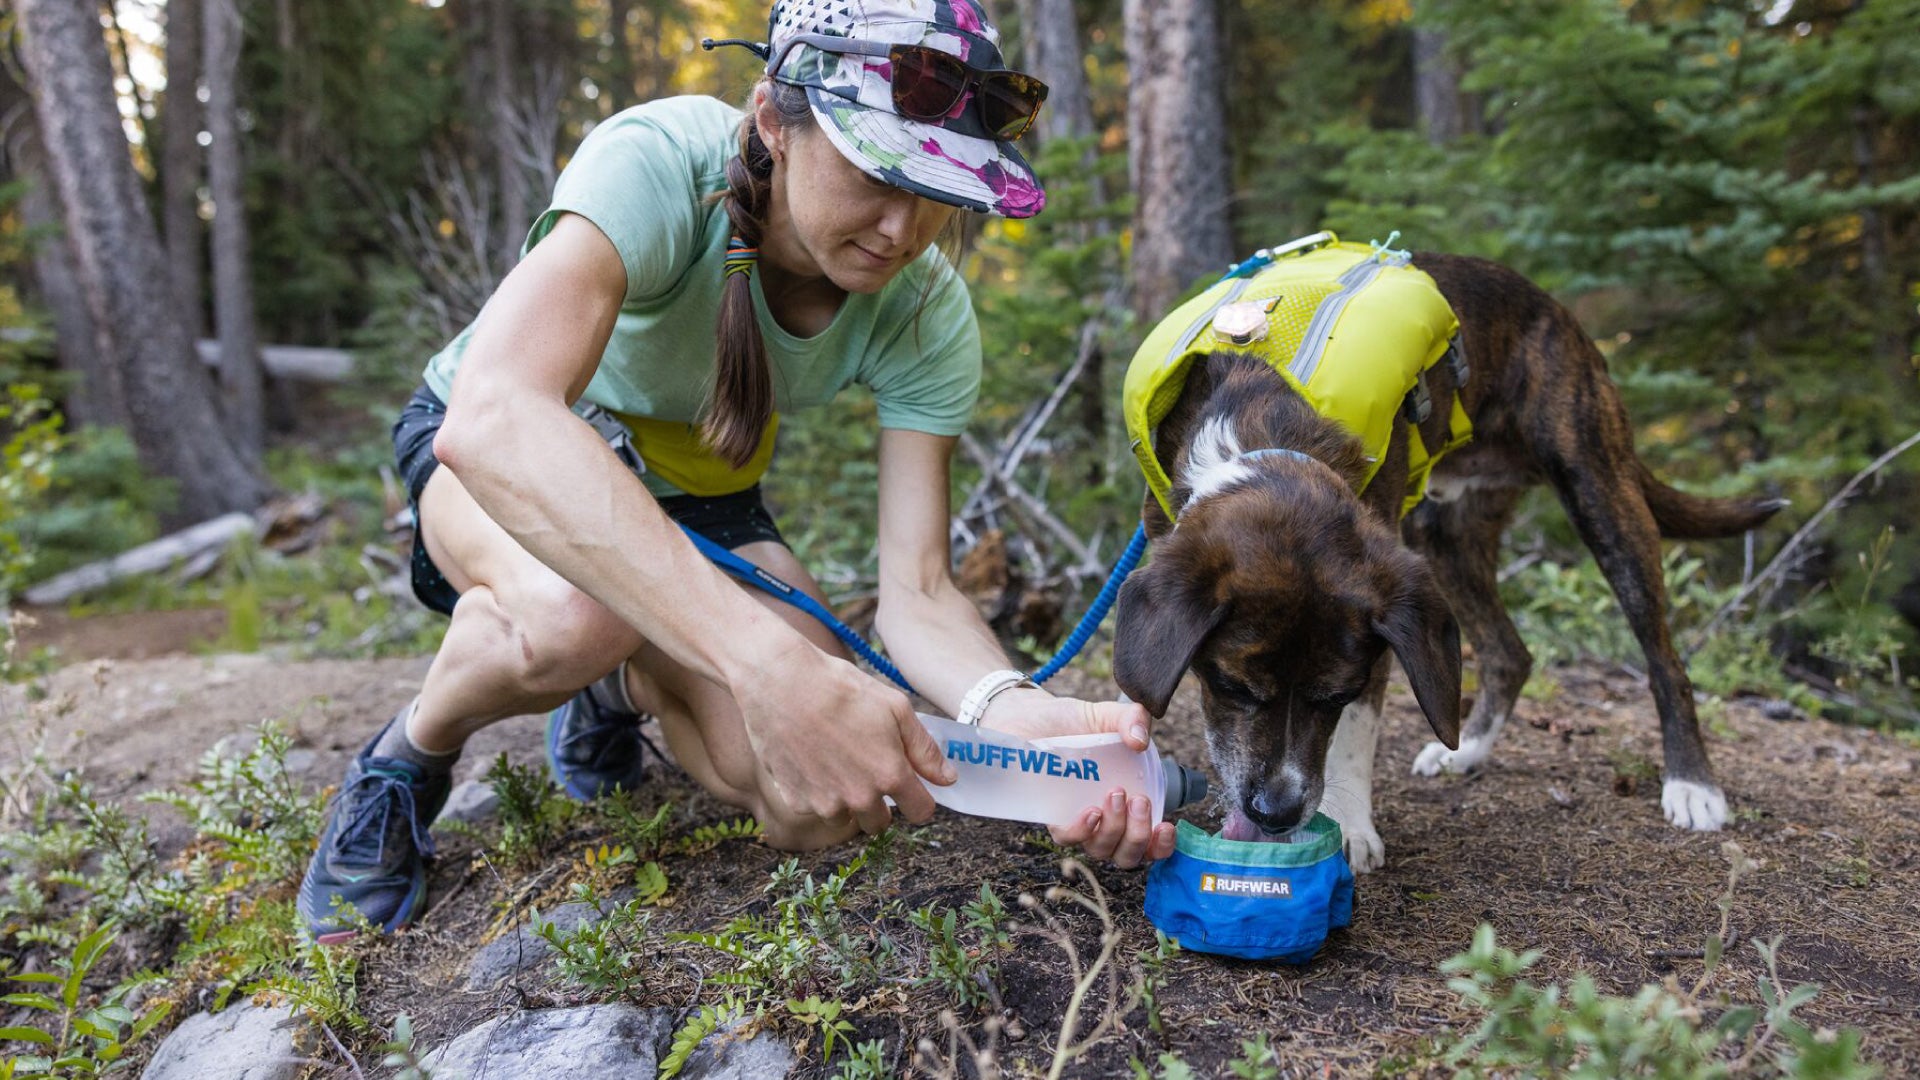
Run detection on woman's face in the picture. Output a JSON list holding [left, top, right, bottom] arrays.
[[760, 95, 957, 294]]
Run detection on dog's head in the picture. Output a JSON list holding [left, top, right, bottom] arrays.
[[1113, 466, 1461, 838]]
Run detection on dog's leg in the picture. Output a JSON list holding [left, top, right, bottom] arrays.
[[1321, 657, 1389, 872], [1547, 458, 1726, 830], [1405, 485, 1531, 776]]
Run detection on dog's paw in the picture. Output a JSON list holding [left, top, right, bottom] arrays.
[[1411, 736, 1490, 777], [1340, 822, 1386, 873], [1662, 779, 1728, 831]]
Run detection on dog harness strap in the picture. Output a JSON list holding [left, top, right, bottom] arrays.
[[958, 669, 1038, 727]]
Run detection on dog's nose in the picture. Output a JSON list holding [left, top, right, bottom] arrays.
[[1246, 788, 1309, 836]]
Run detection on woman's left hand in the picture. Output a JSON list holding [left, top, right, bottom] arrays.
[[979, 690, 1179, 869]]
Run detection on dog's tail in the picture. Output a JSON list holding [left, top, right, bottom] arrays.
[[1636, 462, 1788, 540]]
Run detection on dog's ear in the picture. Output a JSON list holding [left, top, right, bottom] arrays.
[[1113, 563, 1228, 718], [1375, 561, 1463, 749]]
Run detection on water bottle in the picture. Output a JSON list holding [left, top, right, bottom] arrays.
[[916, 713, 1209, 827]]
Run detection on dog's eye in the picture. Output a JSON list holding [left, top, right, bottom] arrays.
[[1209, 673, 1265, 705]]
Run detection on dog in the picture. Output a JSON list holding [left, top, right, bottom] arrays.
[[1112, 249, 1784, 872]]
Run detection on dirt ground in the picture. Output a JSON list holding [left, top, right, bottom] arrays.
[[4, 612, 1918, 1077]]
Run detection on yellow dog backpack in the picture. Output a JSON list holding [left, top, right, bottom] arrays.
[[1123, 233, 1473, 521]]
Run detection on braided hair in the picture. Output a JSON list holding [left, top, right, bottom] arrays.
[[703, 79, 814, 469]]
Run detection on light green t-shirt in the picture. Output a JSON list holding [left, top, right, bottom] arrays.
[[421, 95, 982, 498]]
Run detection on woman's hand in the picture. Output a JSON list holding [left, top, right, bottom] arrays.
[[728, 634, 955, 836], [980, 690, 1178, 868]]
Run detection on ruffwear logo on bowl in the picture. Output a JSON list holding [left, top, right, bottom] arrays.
[[1198, 873, 1292, 899]]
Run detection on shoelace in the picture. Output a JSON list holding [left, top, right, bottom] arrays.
[[332, 767, 436, 867], [557, 693, 664, 774]]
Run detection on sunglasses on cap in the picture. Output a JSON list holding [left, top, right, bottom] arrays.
[[705, 34, 1049, 142]]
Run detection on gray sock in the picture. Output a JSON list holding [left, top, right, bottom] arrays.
[[585, 664, 641, 717], [372, 699, 460, 774]]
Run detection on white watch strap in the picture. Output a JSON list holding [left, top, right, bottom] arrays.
[[957, 669, 1037, 727]]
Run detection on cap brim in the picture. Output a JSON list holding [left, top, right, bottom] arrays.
[[805, 86, 1046, 219]]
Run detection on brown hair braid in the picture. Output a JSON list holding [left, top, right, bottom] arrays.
[[703, 79, 813, 469]]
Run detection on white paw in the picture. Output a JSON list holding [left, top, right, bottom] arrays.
[[1411, 736, 1490, 777], [1340, 821, 1386, 873], [1320, 796, 1385, 873], [1662, 779, 1728, 831]]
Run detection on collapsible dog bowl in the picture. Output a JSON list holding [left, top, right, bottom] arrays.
[[1144, 814, 1354, 963]]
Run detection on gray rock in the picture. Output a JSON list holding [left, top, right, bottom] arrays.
[[141, 1002, 311, 1080], [438, 779, 500, 824], [421, 1004, 795, 1080], [420, 1004, 673, 1079], [463, 901, 599, 990]]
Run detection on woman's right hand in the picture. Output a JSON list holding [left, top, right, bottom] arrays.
[[729, 634, 954, 835]]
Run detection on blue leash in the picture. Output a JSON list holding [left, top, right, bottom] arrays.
[[682, 521, 1150, 696]]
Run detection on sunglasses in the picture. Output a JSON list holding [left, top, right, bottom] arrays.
[[713, 33, 1049, 141]]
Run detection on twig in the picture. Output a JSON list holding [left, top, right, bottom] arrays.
[[1688, 428, 1920, 652], [959, 434, 1102, 571], [318, 1019, 367, 1080]]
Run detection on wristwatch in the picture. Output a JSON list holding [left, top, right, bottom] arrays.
[[957, 669, 1038, 727]]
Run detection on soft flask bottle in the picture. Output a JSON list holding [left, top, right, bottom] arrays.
[[916, 713, 1208, 827]]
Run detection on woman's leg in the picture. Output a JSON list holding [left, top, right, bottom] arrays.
[[623, 539, 868, 851], [407, 464, 647, 750]]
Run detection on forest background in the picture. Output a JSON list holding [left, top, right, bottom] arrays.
[[0, 0, 1917, 1075]]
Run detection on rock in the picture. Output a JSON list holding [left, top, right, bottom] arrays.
[[420, 1004, 795, 1080], [463, 901, 598, 990], [420, 1004, 672, 1078], [439, 779, 500, 825], [1760, 698, 1799, 721], [141, 1002, 311, 1080]]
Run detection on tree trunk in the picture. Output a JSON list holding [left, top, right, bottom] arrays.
[[605, 0, 635, 113], [204, 0, 267, 456], [1014, 0, 1096, 150], [1413, 26, 1479, 146], [0, 46, 120, 427], [15, 0, 268, 523], [1123, 0, 1234, 322], [489, 0, 533, 272], [162, 0, 206, 340]]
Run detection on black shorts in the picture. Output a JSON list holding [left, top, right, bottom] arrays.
[[391, 385, 786, 616]]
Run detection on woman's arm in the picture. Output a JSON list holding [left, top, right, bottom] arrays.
[[874, 428, 1176, 866], [436, 214, 949, 831]]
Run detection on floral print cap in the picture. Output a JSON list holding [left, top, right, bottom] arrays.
[[766, 0, 1046, 218]]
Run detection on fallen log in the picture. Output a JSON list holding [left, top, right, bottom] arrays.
[[20, 512, 256, 606], [195, 340, 354, 382]]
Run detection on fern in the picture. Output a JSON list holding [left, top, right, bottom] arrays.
[[660, 998, 746, 1079]]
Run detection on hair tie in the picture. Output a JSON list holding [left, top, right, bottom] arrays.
[[724, 236, 759, 281]]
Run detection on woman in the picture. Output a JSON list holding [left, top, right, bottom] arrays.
[[299, 0, 1175, 943]]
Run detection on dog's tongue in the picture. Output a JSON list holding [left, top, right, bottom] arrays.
[[1221, 809, 1267, 843]]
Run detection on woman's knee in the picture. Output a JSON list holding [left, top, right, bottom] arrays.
[[463, 575, 642, 697]]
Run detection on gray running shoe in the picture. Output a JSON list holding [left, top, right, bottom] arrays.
[[297, 719, 451, 944]]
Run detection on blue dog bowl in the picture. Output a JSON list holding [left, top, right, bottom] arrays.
[[1144, 814, 1354, 963]]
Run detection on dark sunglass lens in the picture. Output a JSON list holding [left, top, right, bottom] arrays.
[[890, 46, 969, 120], [979, 73, 1046, 140]]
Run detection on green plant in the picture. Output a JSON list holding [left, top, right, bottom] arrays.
[[0, 924, 171, 1077], [1137, 931, 1181, 1036], [786, 995, 857, 1062], [484, 753, 579, 866], [252, 935, 367, 1033], [533, 879, 660, 1000], [910, 904, 993, 1009], [1227, 1033, 1281, 1080], [141, 721, 327, 892], [377, 1013, 433, 1080], [1129, 1053, 1198, 1080], [1441, 843, 1877, 1078], [830, 1039, 888, 1080], [660, 996, 747, 1080]]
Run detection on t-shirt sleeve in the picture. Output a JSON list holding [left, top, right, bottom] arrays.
[[861, 259, 983, 437], [523, 108, 722, 306]]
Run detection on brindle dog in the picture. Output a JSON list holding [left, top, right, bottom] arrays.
[[1113, 253, 1784, 871]]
